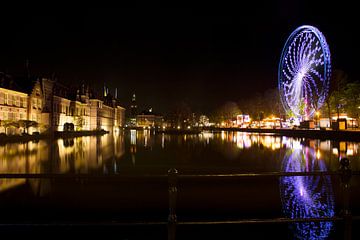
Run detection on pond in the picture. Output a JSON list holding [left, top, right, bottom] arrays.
[[0, 130, 359, 239]]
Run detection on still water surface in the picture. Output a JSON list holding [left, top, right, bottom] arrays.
[[0, 130, 359, 239], [1, 130, 359, 174]]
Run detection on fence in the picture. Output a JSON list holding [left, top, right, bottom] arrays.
[[0, 158, 358, 239]]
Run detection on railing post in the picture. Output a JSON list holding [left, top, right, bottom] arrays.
[[339, 158, 352, 240], [168, 168, 178, 240]]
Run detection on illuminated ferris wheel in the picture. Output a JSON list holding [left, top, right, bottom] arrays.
[[278, 25, 331, 119]]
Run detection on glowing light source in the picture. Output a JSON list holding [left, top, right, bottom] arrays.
[[279, 25, 331, 119]]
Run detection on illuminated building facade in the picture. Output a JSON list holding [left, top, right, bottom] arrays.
[[136, 109, 164, 128], [0, 72, 125, 134]]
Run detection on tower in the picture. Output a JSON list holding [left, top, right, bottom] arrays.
[[130, 93, 137, 118], [129, 93, 137, 126]]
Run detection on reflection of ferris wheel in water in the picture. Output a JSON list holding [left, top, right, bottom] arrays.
[[278, 25, 331, 119], [280, 146, 335, 239]]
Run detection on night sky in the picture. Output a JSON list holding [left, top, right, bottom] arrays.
[[0, 3, 358, 114]]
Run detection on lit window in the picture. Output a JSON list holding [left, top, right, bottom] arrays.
[[0, 92, 4, 104], [8, 94, 13, 105]]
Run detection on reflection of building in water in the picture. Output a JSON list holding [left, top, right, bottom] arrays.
[[0, 133, 125, 192], [332, 141, 358, 158], [279, 144, 335, 240], [199, 131, 214, 145], [56, 134, 125, 173], [0, 140, 49, 192], [231, 132, 281, 150], [130, 129, 137, 165]]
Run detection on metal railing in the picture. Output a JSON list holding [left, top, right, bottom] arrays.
[[0, 158, 358, 239]]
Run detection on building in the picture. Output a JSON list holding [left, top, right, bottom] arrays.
[[0, 72, 126, 134], [129, 93, 137, 126], [0, 72, 29, 134], [136, 108, 164, 128]]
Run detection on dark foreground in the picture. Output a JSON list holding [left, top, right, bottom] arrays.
[[0, 172, 359, 239]]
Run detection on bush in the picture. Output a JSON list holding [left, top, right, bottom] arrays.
[[0, 133, 7, 138]]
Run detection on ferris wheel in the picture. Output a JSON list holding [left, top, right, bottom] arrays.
[[278, 25, 331, 119]]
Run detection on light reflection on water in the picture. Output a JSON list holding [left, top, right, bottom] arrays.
[[280, 146, 335, 239], [0, 130, 359, 239], [0, 130, 359, 189]]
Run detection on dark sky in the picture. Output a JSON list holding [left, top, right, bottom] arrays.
[[0, 3, 358, 114]]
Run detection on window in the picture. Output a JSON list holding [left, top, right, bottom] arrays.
[[4, 94, 8, 105], [20, 97, 26, 107], [8, 112, 14, 120], [7, 94, 13, 105], [8, 95, 12, 105], [32, 99, 36, 109], [0, 92, 4, 104], [15, 96, 20, 106]]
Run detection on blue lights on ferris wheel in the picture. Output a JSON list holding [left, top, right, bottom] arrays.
[[278, 25, 331, 119]]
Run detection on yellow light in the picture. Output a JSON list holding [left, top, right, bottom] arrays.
[[316, 149, 321, 159], [177, 126, 180, 129], [346, 149, 354, 156], [332, 148, 338, 155], [187, 126, 191, 129]]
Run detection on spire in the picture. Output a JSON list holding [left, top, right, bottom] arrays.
[[115, 88, 118, 99], [104, 84, 107, 97]]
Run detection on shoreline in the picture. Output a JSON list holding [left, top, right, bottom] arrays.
[[0, 130, 109, 145], [1, 127, 360, 144], [204, 127, 360, 142]]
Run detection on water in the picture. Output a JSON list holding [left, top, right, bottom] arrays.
[[0, 130, 359, 239]]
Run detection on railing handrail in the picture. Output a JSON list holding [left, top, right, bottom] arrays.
[[0, 170, 358, 179]]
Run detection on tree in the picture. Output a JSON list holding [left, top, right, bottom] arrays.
[[343, 81, 360, 125], [213, 101, 241, 125], [18, 120, 38, 134], [325, 69, 348, 122], [0, 120, 19, 135], [263, 88, 285, 119], [167, 101, 192, 128]]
